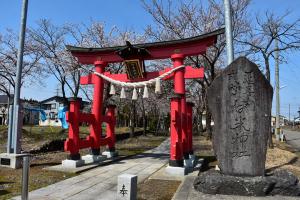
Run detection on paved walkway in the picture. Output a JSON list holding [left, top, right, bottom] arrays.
[[284, 129, 300, 151], [12, 139, 170, 200]]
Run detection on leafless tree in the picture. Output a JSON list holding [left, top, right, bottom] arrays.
[[0, 29, 43, 96], [237, 11, 300, 148], [238, 11, 300, 81], [142, 0, 251, 138], [29, 19, 149, 106], [28, 19, 83, 103], [29, 19, 153, 135]]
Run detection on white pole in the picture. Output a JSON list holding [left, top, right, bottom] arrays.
[[10, 0, 29, 154], [275, 38, 280, 141], [224, 0, 234, 65]]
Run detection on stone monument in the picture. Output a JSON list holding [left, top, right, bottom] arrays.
[[208, 56, 272, 176], [194, 57, 300, 196]]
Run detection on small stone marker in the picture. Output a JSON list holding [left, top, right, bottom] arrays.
[[207, 57, 273, 176], [117, 174, 137, 200]]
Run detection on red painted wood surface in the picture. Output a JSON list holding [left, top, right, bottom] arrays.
[[69, 34, 217, 64], [80, 66, 204, 85], [170, 97, 183, 164]]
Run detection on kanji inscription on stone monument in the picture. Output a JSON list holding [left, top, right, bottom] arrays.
[[207, 57, 273, 176]]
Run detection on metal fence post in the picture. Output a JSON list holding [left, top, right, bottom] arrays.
[[21, 156, 30, 200]]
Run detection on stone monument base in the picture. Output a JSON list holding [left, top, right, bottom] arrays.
[[194, 170, 300, 196]]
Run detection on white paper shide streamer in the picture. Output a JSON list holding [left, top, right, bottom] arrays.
[[155, 78, 161, 94], [93, 65, 185, 99], [143, 85, 149, 99], [120, 87, 126, 99], [109, 84, 116, 95], [132, 87, 138, 100]]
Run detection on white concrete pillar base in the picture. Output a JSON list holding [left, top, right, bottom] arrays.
[[81, 155, 106, 164], [62, 159, 84, 168], [102, 151, 118, 158], [165, 165, 187, 176]]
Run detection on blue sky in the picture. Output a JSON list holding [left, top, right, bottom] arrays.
[[0, 0, 300, 118]]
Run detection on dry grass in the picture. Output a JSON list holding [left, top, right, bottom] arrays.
[[0, 126, 144, 153], [0, 165, 74, 200], [0, 131, 167, 200], [137, 179, 181, 200], [265, 147, 300, 177], [116, 135, 166, 155], [265, 147, 297, 169], [193, 135, 217, 168], [192, 135, 300, 178], [266, 139, 300, 177]]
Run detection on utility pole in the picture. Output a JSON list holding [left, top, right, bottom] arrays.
[[224, 0, 234, 65], [12, 0, 29, 153], [6, 83, 11, 125], [55, 85, 60, 96], [275, 38, 280, 141], [0, 0, 29, 169], [289, 104, 290, 124]]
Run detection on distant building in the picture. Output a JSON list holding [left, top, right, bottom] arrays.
[[271, 115, 287, 127], [39, 96, 90, 127], [0, 95, 40, 125], [0, 94, 90, 127], [22, 99, 41, 125], [39, 96, 67, 127]]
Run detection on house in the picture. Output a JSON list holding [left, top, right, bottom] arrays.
[[0, 95, 41, 125], [0, 94, 90, 127], [39, 96, 90, 127], [22, 99, 41, 125], [271, 115, 287, 127], [39, 96, 68, 126]]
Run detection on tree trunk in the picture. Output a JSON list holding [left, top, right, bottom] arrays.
[[268, 115, 274, 148], [264, 56, 271, 82], [206, 109, 212, 140], [264, 57, 274, 148], [61, 81, 69, 106], [141, 98, 147, 135], [205, 86, 212, 140], [130, 101, 136, 138], [198, 112, 204, 135]]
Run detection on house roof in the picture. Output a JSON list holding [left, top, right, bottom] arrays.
[[40, 96, 66, 104], [40, 96, 90, 105]]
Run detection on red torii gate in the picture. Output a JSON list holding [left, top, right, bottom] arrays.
[[65, 28, 224, 167]]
